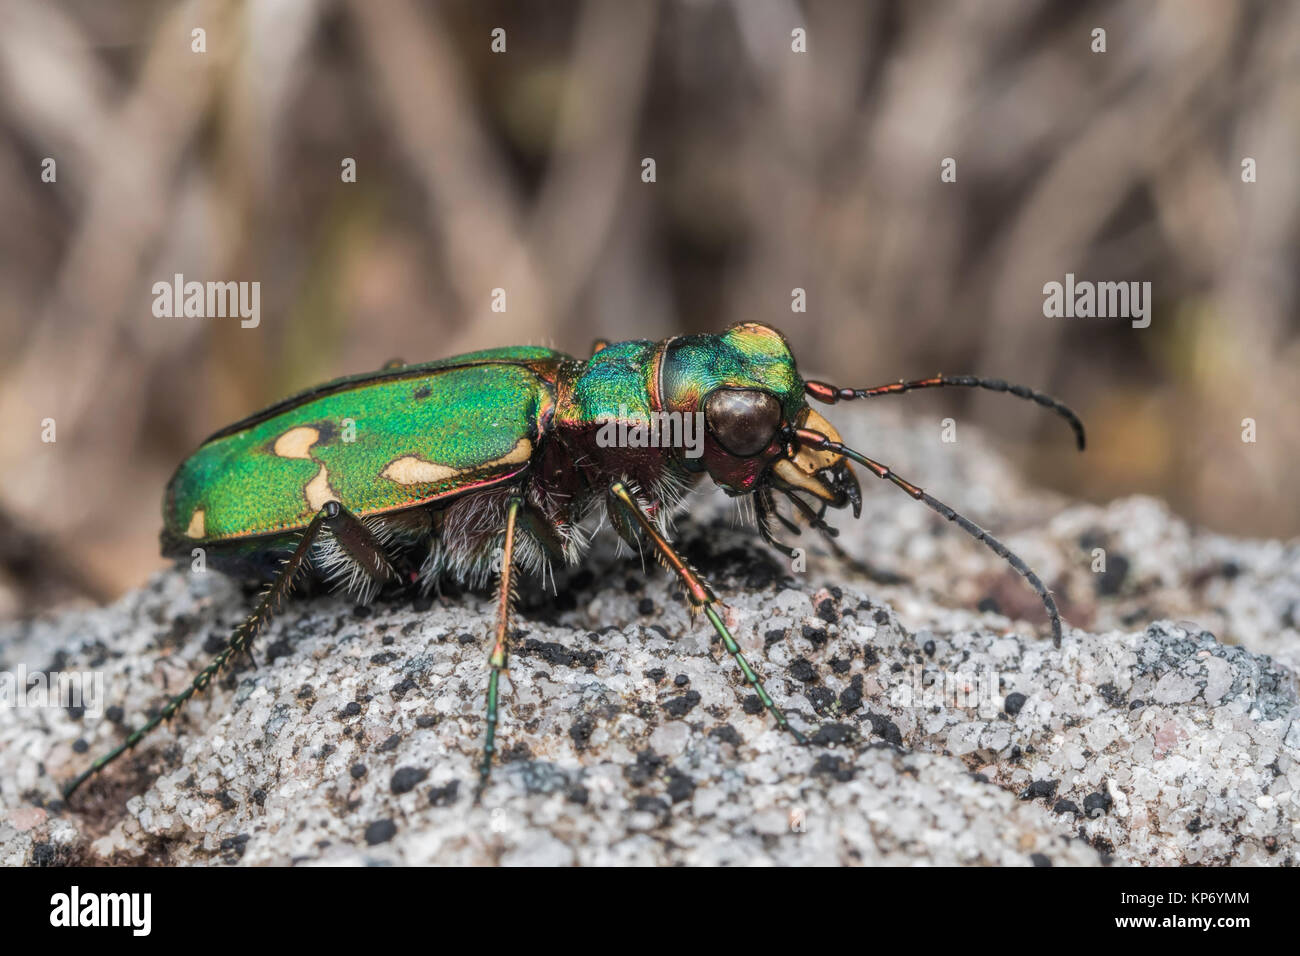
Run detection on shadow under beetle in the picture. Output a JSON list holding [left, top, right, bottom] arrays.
[[64, 322, 1085, 800]]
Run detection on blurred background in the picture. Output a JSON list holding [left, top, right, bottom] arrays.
[[1, 0, 1297, 617]]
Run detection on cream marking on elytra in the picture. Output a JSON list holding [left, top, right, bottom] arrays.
[[382, 456, 456, 485], [304, 465, 338, 512], [273, 425, 321, 459], [382, 438, 534, 486], [185, 509, 206, 539]]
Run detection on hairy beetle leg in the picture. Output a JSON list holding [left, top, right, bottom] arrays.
[[607, 481, 807, 745], [62, 501, 375, 799], [476, 495, 523, 802]]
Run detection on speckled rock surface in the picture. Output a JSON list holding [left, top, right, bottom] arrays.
[[2, 412, 1297, 866]]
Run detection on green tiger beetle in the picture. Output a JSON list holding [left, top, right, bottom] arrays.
[[63, 322, 1085, 801]]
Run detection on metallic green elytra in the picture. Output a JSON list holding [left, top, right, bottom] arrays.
[[65, 323, 1087, 802]]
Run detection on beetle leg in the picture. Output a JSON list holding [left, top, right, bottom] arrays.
[[477, 495, 523, 801], [63, 502, 341, 799], [753, 489, 799, 559], [607, 481, 807, 745], [315, 503, 400, 601], [792, 426, 1065, 646]]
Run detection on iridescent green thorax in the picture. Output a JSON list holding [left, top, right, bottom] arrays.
[[555, 339, 657, 425], [658, 323, 803, 419]]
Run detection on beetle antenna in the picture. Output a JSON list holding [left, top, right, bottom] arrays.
[[805, 376, 1086, 451], [788, 426, 1064, 647]]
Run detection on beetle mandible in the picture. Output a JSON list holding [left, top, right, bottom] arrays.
[[64, 322, 1085, 800]]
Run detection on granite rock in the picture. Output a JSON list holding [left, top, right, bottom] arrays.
[[2, 412, 1296, 866]]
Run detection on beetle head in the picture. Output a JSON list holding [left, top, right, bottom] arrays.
[[658, 322, 860, 514]]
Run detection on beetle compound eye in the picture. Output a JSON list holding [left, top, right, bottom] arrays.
[[704, 389, 781, 457]]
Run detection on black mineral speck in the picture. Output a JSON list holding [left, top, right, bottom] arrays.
[[370, 652, 397, 666], [1083, 791, 1112, 817], [813, 754, 856, 782], [830, 657, 852, 674], [1096, 553, 1130, 596], [1098, 683, 1125, 708], [742, 695, 763, 715], [637, 597, 656, 616], [709, 724, 742, 747], [873, 609, 890, 626], [1053, 799, 1081, 816], [569, 714, 596, 750], [633, 795, 670, 823], [816, 599, 838, 623], [364, 819, 397, 845], [31, 842, 56, 866], [428, 781, 459, 807], [216, 789, 237, 811], [350, 763, 367, 779], [623, 750, 664, 787], [673, 673, 689, 687], [220, 834, 250, 861], [663, 690, 701, 718], [923, 640, 936, 657], [566, 785, 589, 806], [252, 788, 266, 807], [518, 638, 601, 670], [666, 769, 695, 803], [812, 722, 852, 746], [977, 597, 1001, 615], [645, 667, 666, 683], [341, 701, 361, 717], [415, 714, 438, 729], [764, 629, 786, 647], [1129, 699, 1144, 710], [801, 625, 828, 647], [789, 658, 818, 683], [865, 712, 902, 746], [1030, 853, 1051, 867], [377, 733, 401, 753], [839, 675, 864, 713], [807, 685, 835, 714], [1019, 779, 1059, 801], [1004, 692, 1028, 716], [72, 738, 88, 754], [106, 705, 124, 724], [297, 685, 314, 700], [390, 766, 429, 795]]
